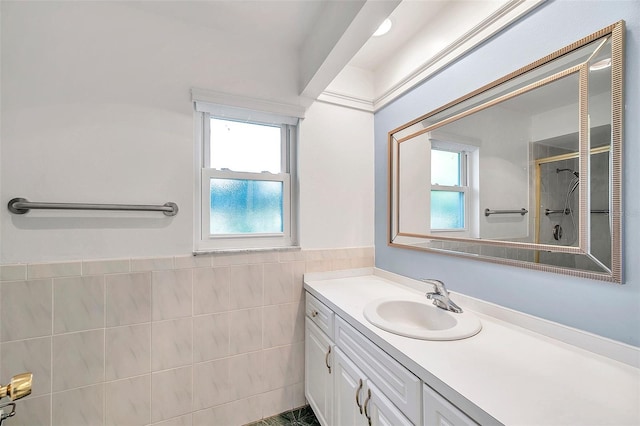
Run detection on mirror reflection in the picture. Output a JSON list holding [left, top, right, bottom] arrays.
[[389, 22, 623, 282]]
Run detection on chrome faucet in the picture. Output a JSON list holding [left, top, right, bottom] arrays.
[[422, 279, 463, 313]]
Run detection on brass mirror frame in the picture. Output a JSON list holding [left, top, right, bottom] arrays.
[[388, 21, 624, 283]]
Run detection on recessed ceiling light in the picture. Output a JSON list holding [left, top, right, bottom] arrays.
[[373, 19, 392, 37], [590, 58, 611, 71]]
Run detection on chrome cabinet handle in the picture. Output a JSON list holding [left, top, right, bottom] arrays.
[[325, 346, 331, 373], [355, 379, 363, 414], [363, 388, 372, 426], [311, 310, 318, 317]]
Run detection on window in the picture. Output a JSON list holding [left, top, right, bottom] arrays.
[[430, 148, 468, 231], [194, 99, 299, 251]]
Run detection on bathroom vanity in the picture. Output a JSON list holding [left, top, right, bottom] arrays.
[[304, 268, 640, 425]]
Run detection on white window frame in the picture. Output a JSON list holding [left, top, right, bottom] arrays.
[[430, 147, 470, 234], [193, 96, 300, 252]]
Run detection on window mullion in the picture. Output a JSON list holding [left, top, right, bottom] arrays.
[[281, 124, 288, 173], [203, 113, 211, 168], [460, 152, 468, 186]]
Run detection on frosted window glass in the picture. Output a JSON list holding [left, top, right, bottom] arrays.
[[431, 191, 464, 229], [431, 150, 460, 186], [210, 178, 283, 234], [210, 118, 281, 173]]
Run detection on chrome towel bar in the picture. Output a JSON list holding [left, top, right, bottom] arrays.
[[545, 208, 609, 215], [7, 198, 178, 216], [484, 208, 528, 217]]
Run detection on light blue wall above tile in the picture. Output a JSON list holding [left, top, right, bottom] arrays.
[[374, 0, 640, 346]]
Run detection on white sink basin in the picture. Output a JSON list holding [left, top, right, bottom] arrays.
[[363, 297, 482, 341]]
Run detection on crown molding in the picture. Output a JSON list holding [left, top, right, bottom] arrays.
[[317, 91, 375, 112], [373, 0, 545, 111], [319, 0, 545, 113]]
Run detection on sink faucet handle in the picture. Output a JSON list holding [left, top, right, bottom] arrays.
[[421, 279, 463, 313], [421, 278, 448, 295]]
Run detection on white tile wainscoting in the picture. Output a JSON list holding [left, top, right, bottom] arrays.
[[0, 248, 373, 426]]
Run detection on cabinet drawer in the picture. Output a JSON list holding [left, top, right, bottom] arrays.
[[335, 317, 421, 425], [306, 293, 334, 339], [423, 384, 477, 426]]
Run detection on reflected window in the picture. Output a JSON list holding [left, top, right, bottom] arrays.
[[431, 150, 461, 186], [431, 148, 468, 231]]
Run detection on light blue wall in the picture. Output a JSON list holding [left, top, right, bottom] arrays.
[[374, 0, 640, 346]]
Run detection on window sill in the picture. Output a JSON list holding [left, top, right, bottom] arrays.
[[193, 246, 301, 256]]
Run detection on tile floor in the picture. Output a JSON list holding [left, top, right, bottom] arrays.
[[245, 405, 320, 426]]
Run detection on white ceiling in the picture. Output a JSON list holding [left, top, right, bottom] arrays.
[[325, 0, 545, 110], [123, 0, 327, 49], [348, 1, 450, 72], [124, 0, 501, 75], [122, 0, 401, 104], [123, 0, 543, 110]]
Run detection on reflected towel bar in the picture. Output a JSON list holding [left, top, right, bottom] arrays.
[[7, 198, 178, 216], [484, 208, 528, 216], [545, 208, 609, 216]]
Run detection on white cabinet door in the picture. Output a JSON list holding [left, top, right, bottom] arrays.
[[335, 317, 421, 424], [423, 384, 477, 426], [367, 382, 413, 426], [334, 347, 368, 426], [306, 318, 334, 426]]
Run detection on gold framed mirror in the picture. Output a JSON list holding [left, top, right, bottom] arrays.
[[388, 21, 624, 283]]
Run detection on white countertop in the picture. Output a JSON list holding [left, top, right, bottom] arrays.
[[304, 269, 640, 426]]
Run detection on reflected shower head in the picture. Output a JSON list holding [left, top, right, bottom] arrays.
[[556, 168, 580, 196], [556, 168, 579, 178], [569, 178, 579, 195]]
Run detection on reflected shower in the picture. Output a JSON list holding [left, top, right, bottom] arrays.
[[552, 167, 580, 243], [556, 168, 579, 177], [557, 168, 579, 195]]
